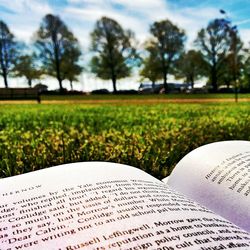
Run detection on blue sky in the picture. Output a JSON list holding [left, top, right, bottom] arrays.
[[0, 0, 250, 90]]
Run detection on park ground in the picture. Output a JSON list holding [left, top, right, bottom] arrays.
[[0, 94, 249, 179]]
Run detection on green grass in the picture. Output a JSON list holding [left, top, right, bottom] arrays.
[[41, 93, 250, 100], [0, 102, 249, 179]]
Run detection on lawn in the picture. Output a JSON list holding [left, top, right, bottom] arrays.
[[0, 102, 249, 179]]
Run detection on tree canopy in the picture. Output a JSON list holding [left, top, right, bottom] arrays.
[[0, 21, 19, 88], [34, 14, 81, 91], [90, 16, 138, 93], [149, 19, 186, 93], [195, 19, 232, 91], [175, 50, 205, 88], [140, 43, 162, 89], [14, 53, 43, 87], [61, 44, 83, 90]]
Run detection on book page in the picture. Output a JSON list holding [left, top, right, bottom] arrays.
[[166, 140, 250, 232], [0, 162, 250, 250]]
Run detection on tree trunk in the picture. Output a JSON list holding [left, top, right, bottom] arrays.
[[70, 80, 73, 90], [58, 77, 63, 92], [3, 70, 8, 88], [55, 59, 63, 91], [0, 49, 8, 88], [163, 72, 168, 94], [111, 64, 117, 94], [152, 81, 155, 92], [54, 44, 63, 92], [211, 64, 218, 92], [190, 75, 194, 89], [28, 78, 32, 88], [112, 76, 117, 94]]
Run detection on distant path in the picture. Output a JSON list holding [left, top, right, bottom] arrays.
[[0, 98, 250, 104]]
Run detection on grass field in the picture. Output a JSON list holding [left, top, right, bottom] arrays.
[[0, 100, 249, 179]]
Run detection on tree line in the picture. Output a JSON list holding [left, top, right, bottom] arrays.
[[0, 13, 250, 93]]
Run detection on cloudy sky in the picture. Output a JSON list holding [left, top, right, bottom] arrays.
[[1, 0, 250, 91]]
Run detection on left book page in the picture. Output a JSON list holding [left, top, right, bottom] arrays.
[[0, 162, 250, 250]]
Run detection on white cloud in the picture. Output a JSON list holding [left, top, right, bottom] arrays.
[[236, 18, 250, 26], [239, 29, 250, 46], [0, 0, 53, 43], [182, 7, 219, 20], [63, 5, 148, 47], [110, 0, 166, 12], [0, 0, 26, 12], [48, 0, 224, 50], [0, 0, 52, 15], [64, 6, 107, 22]]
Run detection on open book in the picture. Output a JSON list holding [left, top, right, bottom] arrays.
[[0, 141, 250, 250]]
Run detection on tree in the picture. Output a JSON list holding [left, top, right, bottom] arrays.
[[233, 43, 250, 92], [241, 50, 250, 91], [218, 37, 244, 89], [140, 43, 162, 90], [175, 50, 205, 89], [149, 19, 186, 93], [195, 19, 231, 92], [34, 14, 80, 91], [219, 11, 244, 101], [61, 44, 83, 90], [14, 53, 43, 87], [90, 16, 138, 93], [0, 21, 19, 88]]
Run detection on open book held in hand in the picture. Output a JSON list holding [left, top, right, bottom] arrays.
[[0, 141, 250, 250]]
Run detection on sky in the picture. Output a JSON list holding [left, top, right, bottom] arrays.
[[1, 0, 250, 91]]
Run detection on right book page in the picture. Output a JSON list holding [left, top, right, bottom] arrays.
[[166, 141, 250, 232]]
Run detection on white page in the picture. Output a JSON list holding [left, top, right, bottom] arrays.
[[0, 161, 250, 250], [167, 140, 250, 232]]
